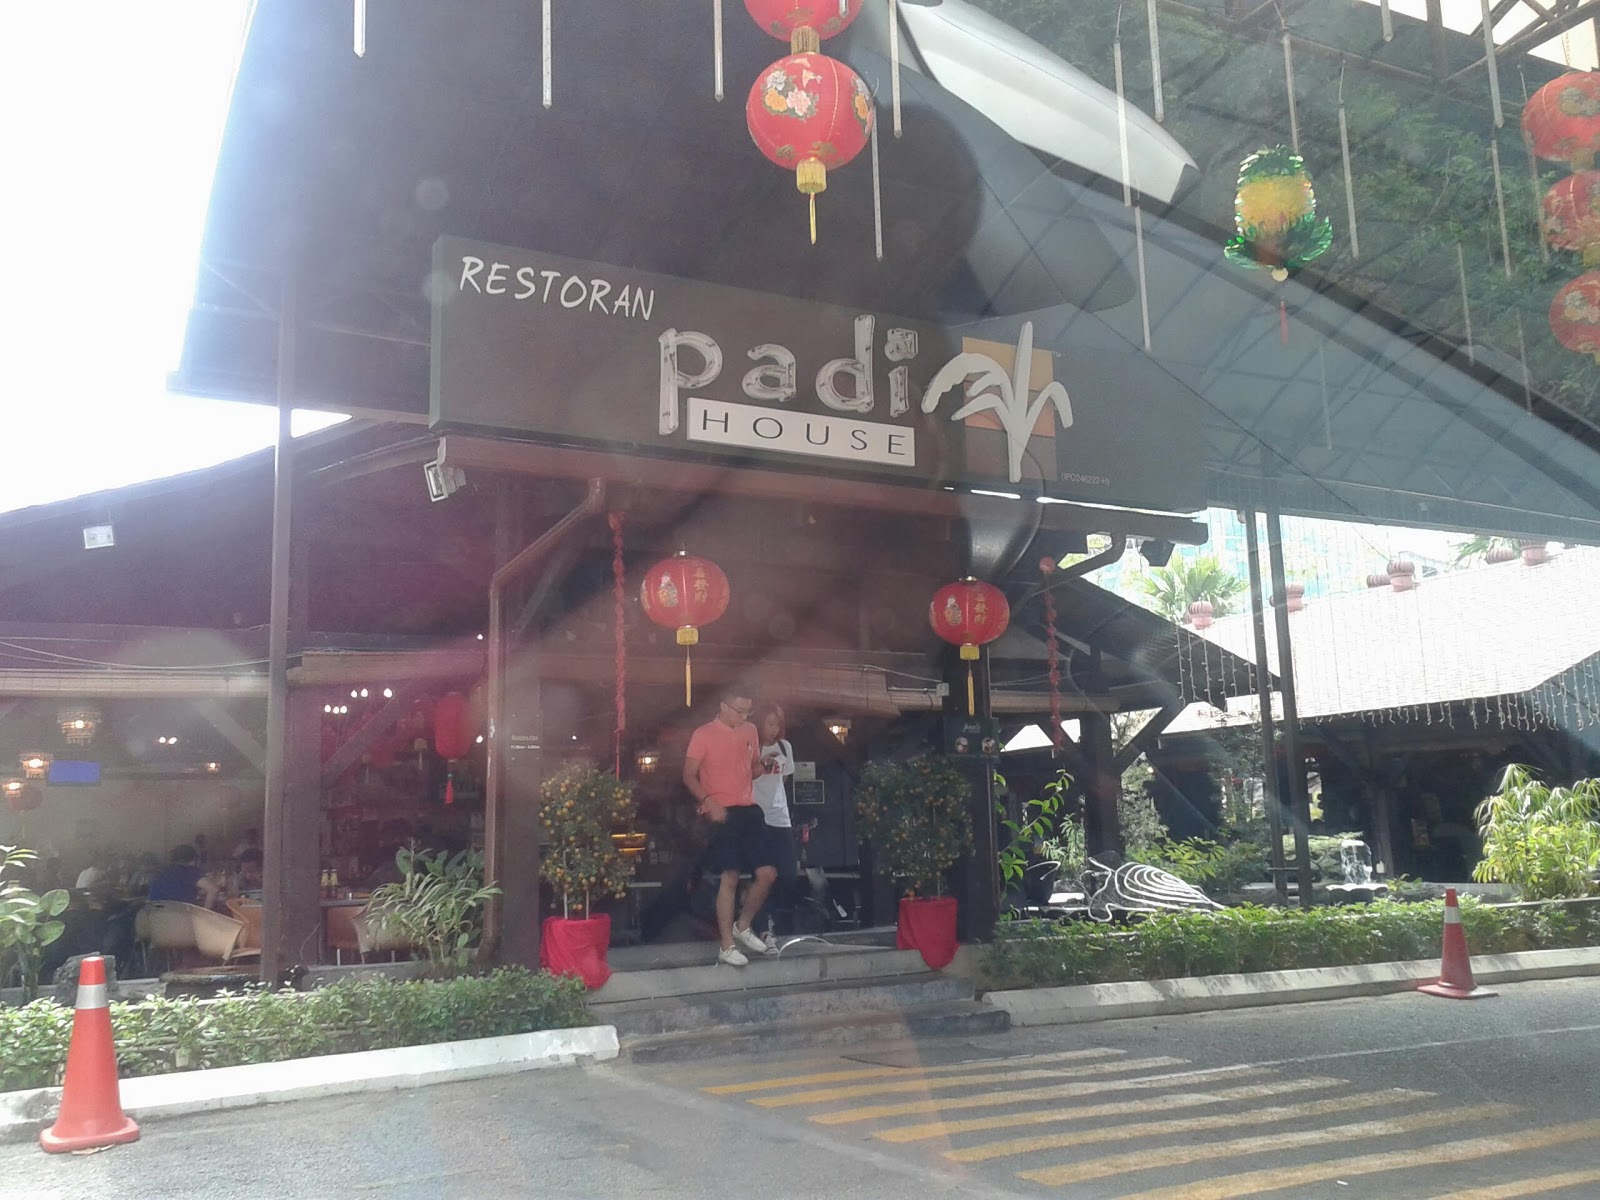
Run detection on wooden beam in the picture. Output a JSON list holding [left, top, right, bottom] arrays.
[[289, 648, 485, 686], [1112, 701, 1186, 775], [318, 682, 432, 787], [192, 701, 268, 773], [435, 437, 1210, 546]]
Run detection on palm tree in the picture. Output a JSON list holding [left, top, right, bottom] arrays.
[[1140, 556, 1247, 622], [921, 321, 1073, 483]]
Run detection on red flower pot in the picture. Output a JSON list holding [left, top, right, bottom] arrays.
[[539, 914, 612, 989], [896, 896, 959, 970]]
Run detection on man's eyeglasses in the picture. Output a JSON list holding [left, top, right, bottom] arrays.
[[721, 700, 753, 716]]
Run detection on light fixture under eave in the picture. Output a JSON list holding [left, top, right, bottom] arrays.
[[635, 748, 661, 774], [58, 706, 100, 746], [205, 762, 221, 774], [19, 752, 51, 779], [824, 715, 852, 743]]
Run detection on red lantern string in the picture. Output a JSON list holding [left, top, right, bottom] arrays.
[[610, 512, 627, 779], [1040, 557, 1063, 752]]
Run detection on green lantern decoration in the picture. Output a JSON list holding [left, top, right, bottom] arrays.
[[1224, 146, 1333, 282]]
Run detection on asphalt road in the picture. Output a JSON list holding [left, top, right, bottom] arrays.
[[3, 977, 1598, 1199]]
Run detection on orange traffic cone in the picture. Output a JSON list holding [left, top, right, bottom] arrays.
[[1418, 888, 1497, 1001], [39, 955, 140, 1153]]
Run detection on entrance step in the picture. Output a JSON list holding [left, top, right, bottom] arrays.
[[622, 1000, 1009, 1064], [593, 938, 930, 1005]]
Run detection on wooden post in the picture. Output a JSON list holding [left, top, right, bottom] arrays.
[[1243, 509, 1289, 905], [1265, 506, 1316, 908], [1081, 651, 1123, 859]]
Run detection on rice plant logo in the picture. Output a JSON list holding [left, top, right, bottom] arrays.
[[920, 321, 1073, 483]]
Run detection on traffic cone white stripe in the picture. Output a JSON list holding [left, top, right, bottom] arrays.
[[75, 982, 108, 1009]]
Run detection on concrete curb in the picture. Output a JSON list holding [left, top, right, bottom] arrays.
[[984, 946, 1600, 1026], [0, 1024, 619, 1144]]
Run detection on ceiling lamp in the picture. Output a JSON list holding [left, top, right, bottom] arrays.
[[824, 715, 852, 744], [58, 707, 100, 746], [635, 748, 661, 774], [19, 752, 51, 780]]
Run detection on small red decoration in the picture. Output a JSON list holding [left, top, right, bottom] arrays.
[[539, 914, 613, 990], [745, 0, 863, 51], [1550, 271, 1600, 363], [746, 51, 873, 243], [1542, 171, 1600, 266], [1523, 72, 1600, 170], [640, 551, 731, 706], [433, 691, 472, 804], [929, 577, 1010, 716]]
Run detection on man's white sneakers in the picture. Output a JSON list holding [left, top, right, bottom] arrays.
[[732, 923, 769, 956], [717, 945, 749, 967]]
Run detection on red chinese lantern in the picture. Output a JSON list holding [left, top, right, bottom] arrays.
[[1542, 171, 1600, 265], [640, 551, 731, 706], [1550, 271, 1600, 363], [745, 0, 863, 51], [1523, 72, 1600, 169], [433, 690, 473, 805], [929, 578, 1011, 716], [746, 52, 873, 243]]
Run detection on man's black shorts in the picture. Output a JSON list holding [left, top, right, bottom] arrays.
[[705, 805, 776, 875]]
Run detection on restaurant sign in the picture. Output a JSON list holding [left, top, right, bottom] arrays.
[[430, 236, 1203, 511]]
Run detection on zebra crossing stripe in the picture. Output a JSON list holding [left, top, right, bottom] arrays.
[[1431, 1167, 1600, 1199], [945, 1087, 1433, 1163], [1020, 1103, 1518, 1187], [1104, 1118, 1600, 1200], [751, 1057, 1189, 1109], [874, 1076, 1355, 1144], [700, 1048, 1123, 1095], [808, 1064, 1270, 1126]]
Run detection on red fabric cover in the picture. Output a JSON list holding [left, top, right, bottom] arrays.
[[896, 896, 958, 970], [539, 915, 612, 990]]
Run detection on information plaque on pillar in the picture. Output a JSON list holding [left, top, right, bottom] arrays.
[[944, 716, 1001, 758]]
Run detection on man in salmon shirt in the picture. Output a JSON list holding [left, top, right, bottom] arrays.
[[684, 688, 779, 966]]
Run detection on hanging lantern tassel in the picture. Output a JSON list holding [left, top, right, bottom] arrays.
[[354, 0, 366, 57], [800, 160, 825, 244], [444, 768, 455, 806], [961, 643, 979, 717], [679, 626, 698, 707], [542, 0, 553, 109], [610, 512, 627, 778]]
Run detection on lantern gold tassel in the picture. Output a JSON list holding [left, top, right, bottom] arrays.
[[678, 626, 698, 707], [961, 643, 979, 717], [791, 25, 820, 53], [797, 159, 827, 244]]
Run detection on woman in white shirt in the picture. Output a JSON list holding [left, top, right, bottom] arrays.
[[751, 702, 796, 947]]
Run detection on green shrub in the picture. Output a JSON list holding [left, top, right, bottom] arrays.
[[1140, 837, 1268, 894], [979, 899, 1600, 991], [855, 757, 974, 897], [0, 967, 590, 1093], [366, 848, 500, 976], [1473, 765, 1600, 900]]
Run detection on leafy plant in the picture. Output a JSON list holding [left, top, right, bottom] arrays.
[[1139, 555, 1247, 622], [1140, 837, 1267, 894], [996, 769, 1071, 891], [980, 897, 1600, 991], [0, 967, 590, 1092], [365, 848, 500, 976], [1452, 534, 1520, 564], [1473, 765, 1600, 900], [0, 846, 70, 1002], [855, 757, 975, 897], [537, 763, 637, 917]]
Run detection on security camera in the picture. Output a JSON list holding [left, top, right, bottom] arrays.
[[424, 459, 466, 503]]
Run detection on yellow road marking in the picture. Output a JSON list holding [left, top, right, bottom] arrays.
[[809, 1064, 1269, 1126], [875, 1076, 1353, 1143], [946, 1087, 1431, 1162], [1432, 1169, 1600, 1199], [1021, 1103, 1518, 1187], [1105, 1118, 1600, 1200], [751, 1056, 1189, 1109], [700, 1048, 1123, 1095]]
